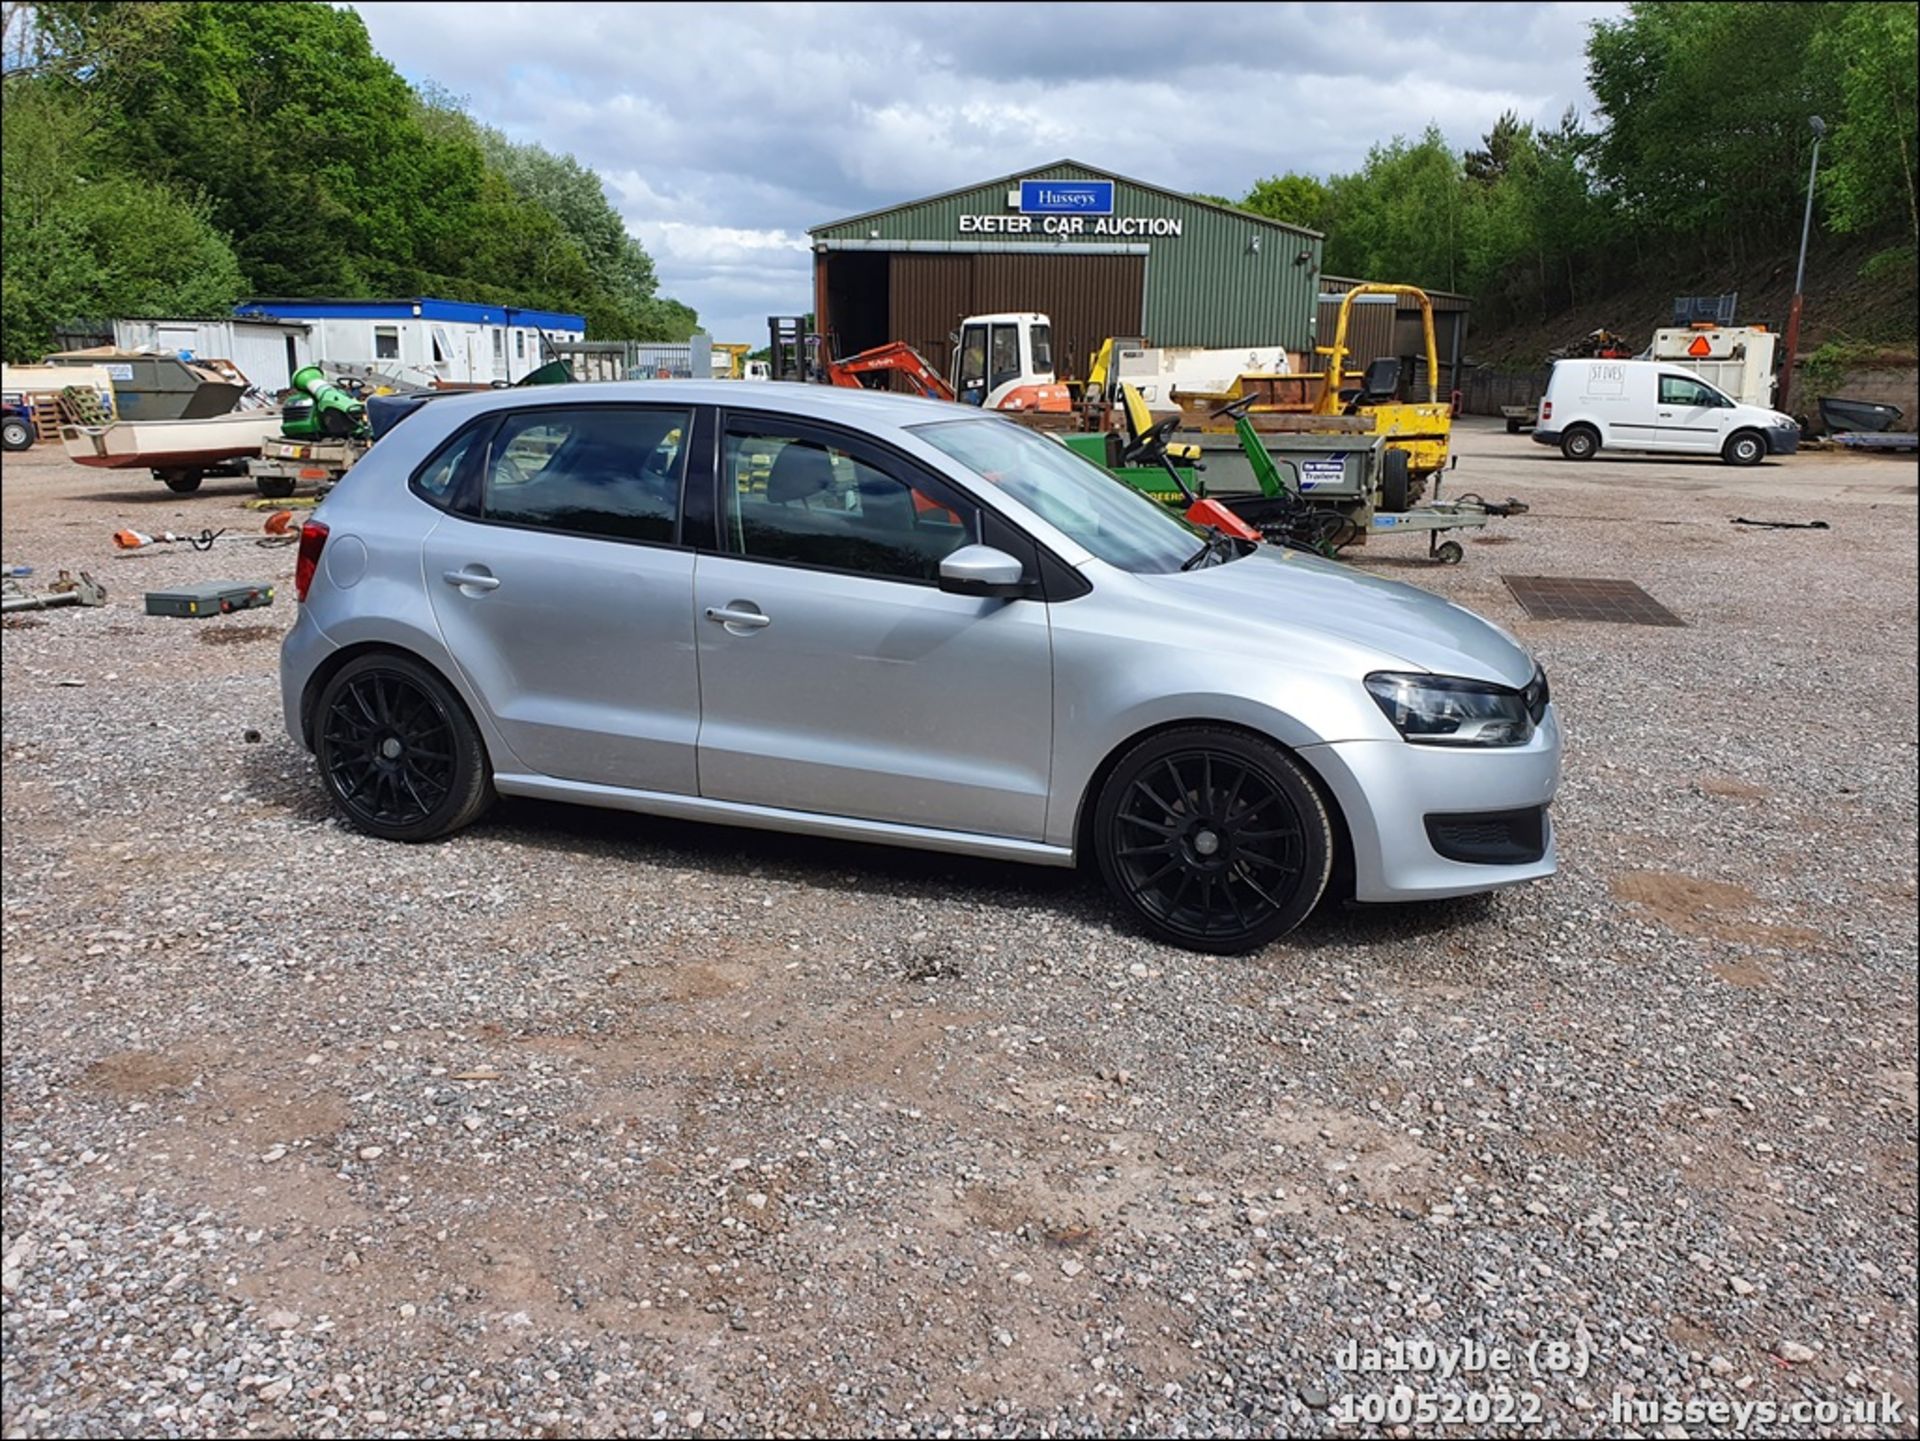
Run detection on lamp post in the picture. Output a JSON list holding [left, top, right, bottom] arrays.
[[1777, 114, 1826, 414]]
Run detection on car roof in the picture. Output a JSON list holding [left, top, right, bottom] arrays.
[[409, 379, 982, 435]]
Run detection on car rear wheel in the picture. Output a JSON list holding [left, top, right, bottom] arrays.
[[1093, 727, 1332, 954], [1560, 426, 1599, 461], [315, 653, 493, 841], [1723, 430, 1765, 466]]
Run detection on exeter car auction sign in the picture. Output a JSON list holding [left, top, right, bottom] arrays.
[[956, 177, 1186, 237]]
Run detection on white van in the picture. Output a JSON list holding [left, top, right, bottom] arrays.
[[1535, 359, 1800, 465]]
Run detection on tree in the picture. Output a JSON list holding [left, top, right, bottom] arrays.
[[3, 0, 693, 341], [1464, 112, 1534, 186], [1241, 173, 1332, 232], [1816, 2, 1919, 244], [2, 62, 243, 360]]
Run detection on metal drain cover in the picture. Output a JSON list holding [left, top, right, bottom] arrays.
[[1502, 575, 1685, 626]]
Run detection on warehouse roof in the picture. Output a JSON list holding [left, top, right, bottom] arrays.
[[813, 159, 1323, 240]]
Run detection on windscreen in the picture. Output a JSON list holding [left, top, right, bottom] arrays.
[[913, 417, 1199, 575]]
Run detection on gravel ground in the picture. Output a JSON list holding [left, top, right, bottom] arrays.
[[3, 422, 1916, 1439]]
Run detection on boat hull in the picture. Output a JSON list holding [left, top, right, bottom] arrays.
[[60, 413, 282, 471]]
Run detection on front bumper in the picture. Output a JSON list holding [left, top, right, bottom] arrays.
[[1300, 705, 1562, 901], [1766, 427, 1800, 455]]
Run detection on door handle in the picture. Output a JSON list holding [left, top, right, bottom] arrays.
[[705, 604, 770, 631], [442, 568, 500, 592]]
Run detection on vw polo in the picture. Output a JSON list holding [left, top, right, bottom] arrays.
[[283, 382, 1559, 953]]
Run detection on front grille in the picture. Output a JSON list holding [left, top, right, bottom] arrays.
[[1425, 806, 1548, 865]]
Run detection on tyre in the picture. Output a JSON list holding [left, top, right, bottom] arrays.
[[255, 475, 297, 499], [1560, 426, 1599, 461], [1, 418, 32, 451], [1434, 539, 1465, 565], [156, 468, 203, 493], [1722, 430, 1765, 467], [1505, 417, 1522, 434], [1092, 727, 1333, 954], [1379, 448, 1412, 513], [314, 653, 493, 842]]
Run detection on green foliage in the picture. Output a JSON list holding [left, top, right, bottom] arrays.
[[1240, 173, 1332, 233], [0, 0, 692, 360], [1815, 2, 1919, 243], [2, 79, 245, 361], [1229, 2, 1916, 335]]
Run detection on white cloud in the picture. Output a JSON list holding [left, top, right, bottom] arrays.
[[349, 1, 1625, 341]]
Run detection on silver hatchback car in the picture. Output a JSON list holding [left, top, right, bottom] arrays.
[[283, 382, 1559, 953]]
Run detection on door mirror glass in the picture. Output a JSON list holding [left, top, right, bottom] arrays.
[[938, 544, 1026, 598]]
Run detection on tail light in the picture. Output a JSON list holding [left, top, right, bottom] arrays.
[[1540, 400, 1553, 421], [294, 520, 329, 601]]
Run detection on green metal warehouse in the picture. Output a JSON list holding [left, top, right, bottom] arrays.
[[809, 160, 1323, 383]]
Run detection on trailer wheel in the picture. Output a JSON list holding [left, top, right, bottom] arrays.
[[1505, 417, 1522, 434], [255, 475, 297, 500], [1379, 449, 1412, 513], [155, 468, 204, 493], [2, 418, 33, 451], [1434, 540, 1465, 565]]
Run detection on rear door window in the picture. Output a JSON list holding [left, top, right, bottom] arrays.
[[480, 407, 689, 544]]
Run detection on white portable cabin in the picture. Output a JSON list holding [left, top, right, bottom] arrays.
[[112, 316, 314, 394], [232, 298, 587, 386]]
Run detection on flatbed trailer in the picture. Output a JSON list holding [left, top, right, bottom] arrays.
[[246, 434, 368, 499]]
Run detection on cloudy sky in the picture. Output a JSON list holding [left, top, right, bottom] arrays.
[[351, 1, 1625, 343]]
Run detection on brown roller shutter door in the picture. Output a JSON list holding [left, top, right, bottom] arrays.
[[970, 253, 1144, 382], [885, 252, 1146, 384]]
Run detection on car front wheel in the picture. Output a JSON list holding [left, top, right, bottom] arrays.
[[1093, 727, 1333, 954], [315, 653, 493, 841]]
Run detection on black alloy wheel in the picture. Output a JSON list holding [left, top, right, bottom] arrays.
[[315, 654, 492, 841], [1094, 728, 1332, 954]]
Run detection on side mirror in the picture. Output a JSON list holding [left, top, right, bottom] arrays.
[[938, 544, 1027, 599]]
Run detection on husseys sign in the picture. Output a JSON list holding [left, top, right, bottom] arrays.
[[958, 179, 1185, 237]]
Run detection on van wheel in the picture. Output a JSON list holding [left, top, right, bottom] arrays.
[[1560, 426, 1599, 461], [1093, 727, 1333, 954], [1723, 430, 1765, 467], [1379, 449, 1412, 513]]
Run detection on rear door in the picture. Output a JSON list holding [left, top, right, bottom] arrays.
[[692, 413, 1054, 839], [420, 403, 704, 792]]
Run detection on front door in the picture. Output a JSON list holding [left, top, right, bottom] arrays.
[[693, 415, 1054, 839], [1649, 372, 1731, 453], [421, 403, 702, 792]]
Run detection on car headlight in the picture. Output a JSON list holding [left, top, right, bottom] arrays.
[[1365, 669, 1546, 746]]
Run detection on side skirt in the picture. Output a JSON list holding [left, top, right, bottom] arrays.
[[491, 773, 1079, 868]]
